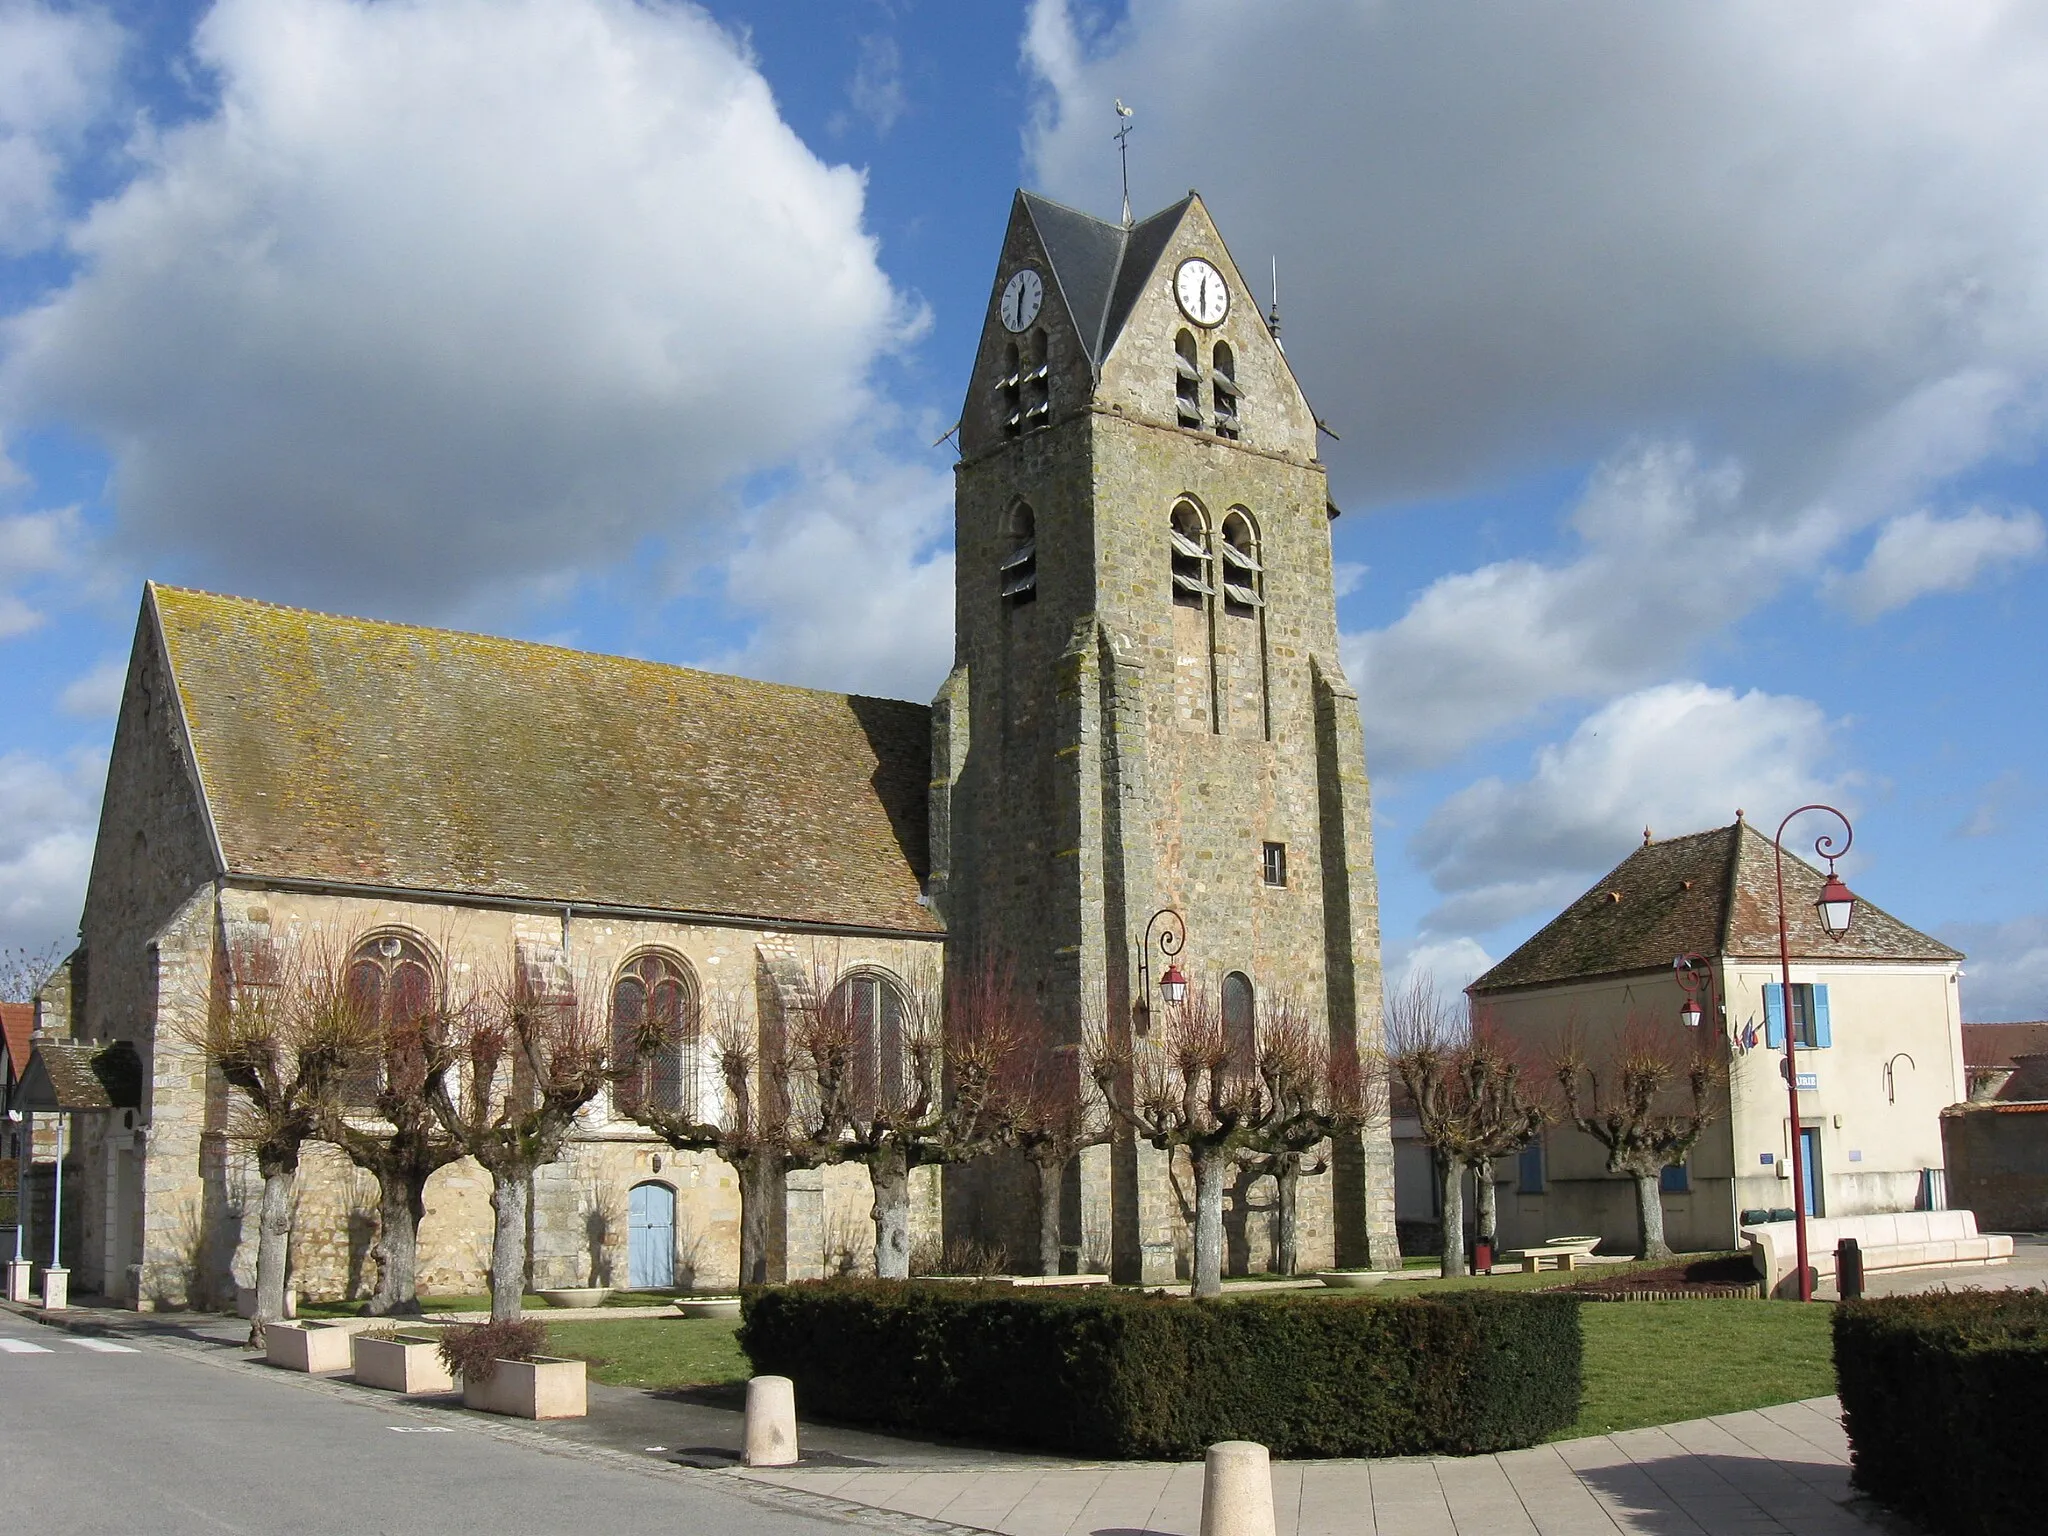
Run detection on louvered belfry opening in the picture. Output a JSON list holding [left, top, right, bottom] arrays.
[[1220, 508, 1262, 616], [1001, 502, 1037, 605], [1170, 500, 1212, 609]]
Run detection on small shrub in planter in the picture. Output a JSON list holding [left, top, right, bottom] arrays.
[[437, 1319, 548, 1385], [1835, 1291, 2048, 1536], [739, 1280, 1581, 1459]]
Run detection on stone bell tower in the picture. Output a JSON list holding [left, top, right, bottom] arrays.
[[930, 190, 1399, 1281]]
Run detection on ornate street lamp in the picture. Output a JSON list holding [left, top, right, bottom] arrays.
[[1133, 908, 1188, 1028], [1772, 804, 1858, 1302], [1674, 952, 1716, 1033]]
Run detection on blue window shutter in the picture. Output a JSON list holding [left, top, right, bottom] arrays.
[[1813, 984, 1832, 1049], [1764, 984, 1785, 1049]]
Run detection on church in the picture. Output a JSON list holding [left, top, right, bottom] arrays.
[[23, 189, 1400, 1307]]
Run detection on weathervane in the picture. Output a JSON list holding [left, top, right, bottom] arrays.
[[1114, 99, 1135, 226]]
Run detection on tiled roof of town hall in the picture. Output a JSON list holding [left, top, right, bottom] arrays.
[[1470, 820, 1960, 994], [149, 585, 941, 936]]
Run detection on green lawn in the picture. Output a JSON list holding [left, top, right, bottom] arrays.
[[297, 1288, 701, 1319], [542, 1318, 748, 1390], [1569, 1300, 1835, 1439]]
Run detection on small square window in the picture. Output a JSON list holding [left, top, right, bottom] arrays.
[[1660, 1162, 1691, 1194], [1261, 842, 1287, 887]]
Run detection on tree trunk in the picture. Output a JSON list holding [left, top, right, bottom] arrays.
[[366, 1170, 427, 1317], [1473, 1157, 1498, 1249], [251, 1155, 296, 1344], [1632, 1169, 1673, 1261], [1192, 1146, 1227, 1298], [737, 1150, 780, 1287], [488, 1169, 530, 1321], [869, 1151, 912, 1279], [1036, 1154, 1063, 1277], [1438, 1155, 1467, 1278], [1275, 1158, 1300, 1277]]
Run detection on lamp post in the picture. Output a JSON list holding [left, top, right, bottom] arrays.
[[1133, 908, 1188, 1028], [1674, 952, 1717, 1035], [1772, 805, 1858, 1302]]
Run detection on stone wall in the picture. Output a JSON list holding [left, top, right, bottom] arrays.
[[1943, 1101, 2048, 1232]]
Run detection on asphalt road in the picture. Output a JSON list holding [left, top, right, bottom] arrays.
[[0, 1311, 903, 1535]]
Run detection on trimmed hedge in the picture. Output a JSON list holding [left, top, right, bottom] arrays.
[[738, 1280, 1581, 1458], [1834, 1291, 2048, 1536]]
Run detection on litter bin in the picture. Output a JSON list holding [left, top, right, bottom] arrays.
[[1471, 1237, 1495, 1274], [1837, 1237, 1865, 1300]]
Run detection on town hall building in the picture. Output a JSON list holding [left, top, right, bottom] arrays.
[[17, 190, 1402, 1307]]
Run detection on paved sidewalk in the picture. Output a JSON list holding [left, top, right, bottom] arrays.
[[736, 1397, 1884, 1535]]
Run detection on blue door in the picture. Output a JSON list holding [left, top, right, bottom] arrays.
[[1799, 1129, 1823, 1216], [628, 1182, 675, 1290]]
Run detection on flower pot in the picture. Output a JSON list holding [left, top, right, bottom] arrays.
[[536, 1287, 611, 1309], [1544, 1236, 1602, 1256], [1314, 1269, 1395, 1290], [677, 1296, 741, 1320], [461, 1356, 587, 1420], [265, 1321, 354, 1373], [352, 1333, 455, 1394]]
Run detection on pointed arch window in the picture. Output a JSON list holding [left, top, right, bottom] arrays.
[[1170, 500, 1212, 608], [828, 971, 909, 1117], [612, 952, 699, 1117], [1212, 341, 1240, 440], [343, 932, 439, 1106], [1222, 971, 1256, 1078], [1175, 329, 1203, 429], [1219, 508, 1262, 615], [1001, 502, 1037, 605]]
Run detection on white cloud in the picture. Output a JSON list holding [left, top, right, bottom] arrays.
[[844, 33, 906, 136], [1411, 682, 1846, 935], [57, 654, 123, 716], [0, 748, 100, 953], [1830, 505, 2045, 619], [0, 1, 123, 255], [1946, 913, 2048, 1022], [1384, 934, 1495, 1004], [2, 0, 915, 620], [0, 504, 78, 637], [706, 451, 953, 701]]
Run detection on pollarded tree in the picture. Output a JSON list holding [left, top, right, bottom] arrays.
[[1384, 971, 1481, 1278], [798, 955, 1022, 1279], [424, 954, 614, 1321], [319, 931, 466, 1317], [189, 930, 375, 1341], [1553, 1015, 1728, 1261], [999, 1007, 1110, 1278], [1456, 1015, 1555, 1263]]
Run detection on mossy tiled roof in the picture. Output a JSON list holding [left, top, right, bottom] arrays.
[[1471, 820, 1960, 994], [150, 585, 939, 935]]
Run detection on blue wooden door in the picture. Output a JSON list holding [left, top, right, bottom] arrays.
[[1799, 1129, 1823, 1216], [628, 1182, 675, 1289]]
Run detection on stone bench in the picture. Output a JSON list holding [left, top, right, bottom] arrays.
[[1513, 1246, 1582, 1273], [1742, 1209, 2014, 1298]]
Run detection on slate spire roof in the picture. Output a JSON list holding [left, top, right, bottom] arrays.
[[1018, 190, 1195, 368], [1470, 820, 1961, 994], [147, 584, 940, 936]]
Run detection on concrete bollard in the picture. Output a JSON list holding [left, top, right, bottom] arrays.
[[39, 1266, 68, 1311], [1200, 1440, 1276, 1536], [743, 1375, 799, 1467]]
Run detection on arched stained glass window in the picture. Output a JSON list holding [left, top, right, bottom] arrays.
[[344, 932, 438, 1106], [1222, 971, 1256, 1078], [829, 971, 909, 1117], [612, 952, 699, 1117]]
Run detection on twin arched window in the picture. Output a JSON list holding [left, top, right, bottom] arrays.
[[343, 932, 439, 1105], [1172, 330, 1244, 438], [1169, 502, 1262, 614], [998, 331, 1052, 439], [612, 952, 700, 1117]]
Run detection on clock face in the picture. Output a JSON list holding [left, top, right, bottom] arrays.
[[1175, 258, 1229, 326], [1000, 268, 1044, 333]]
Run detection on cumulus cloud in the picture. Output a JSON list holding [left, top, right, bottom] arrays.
[[1384, 934, 1495, 1005], [1830, 505, 2045, 619], [56, 654, 123, 716], [1411, 682, 1846, 936], [2, 0, 915, 620], [706, 451, 953, 701], [0, 504, 78, 636], [0, 748, 100, 953], [1945, 913, 2048, 1022], [0, 0, 123, 255]]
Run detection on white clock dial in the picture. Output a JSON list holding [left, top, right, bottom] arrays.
[[1000, 268, 1044, 332], [1175, 258, 1230, 326]]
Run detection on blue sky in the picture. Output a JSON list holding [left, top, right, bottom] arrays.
[[2, 0, 2044, 1020]]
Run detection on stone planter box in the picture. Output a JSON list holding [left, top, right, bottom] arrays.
[[461, 1356, 587, 1420], [677, 1296, 741, 1320], [352, 1333, 455, 1394], [1315, 1269, 1396, 1290], [536, 1287, 611, 1309], [266, 1321, 355, 1373]]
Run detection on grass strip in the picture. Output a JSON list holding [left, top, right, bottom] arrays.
[[1567, 1299, 1834, 1438]]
